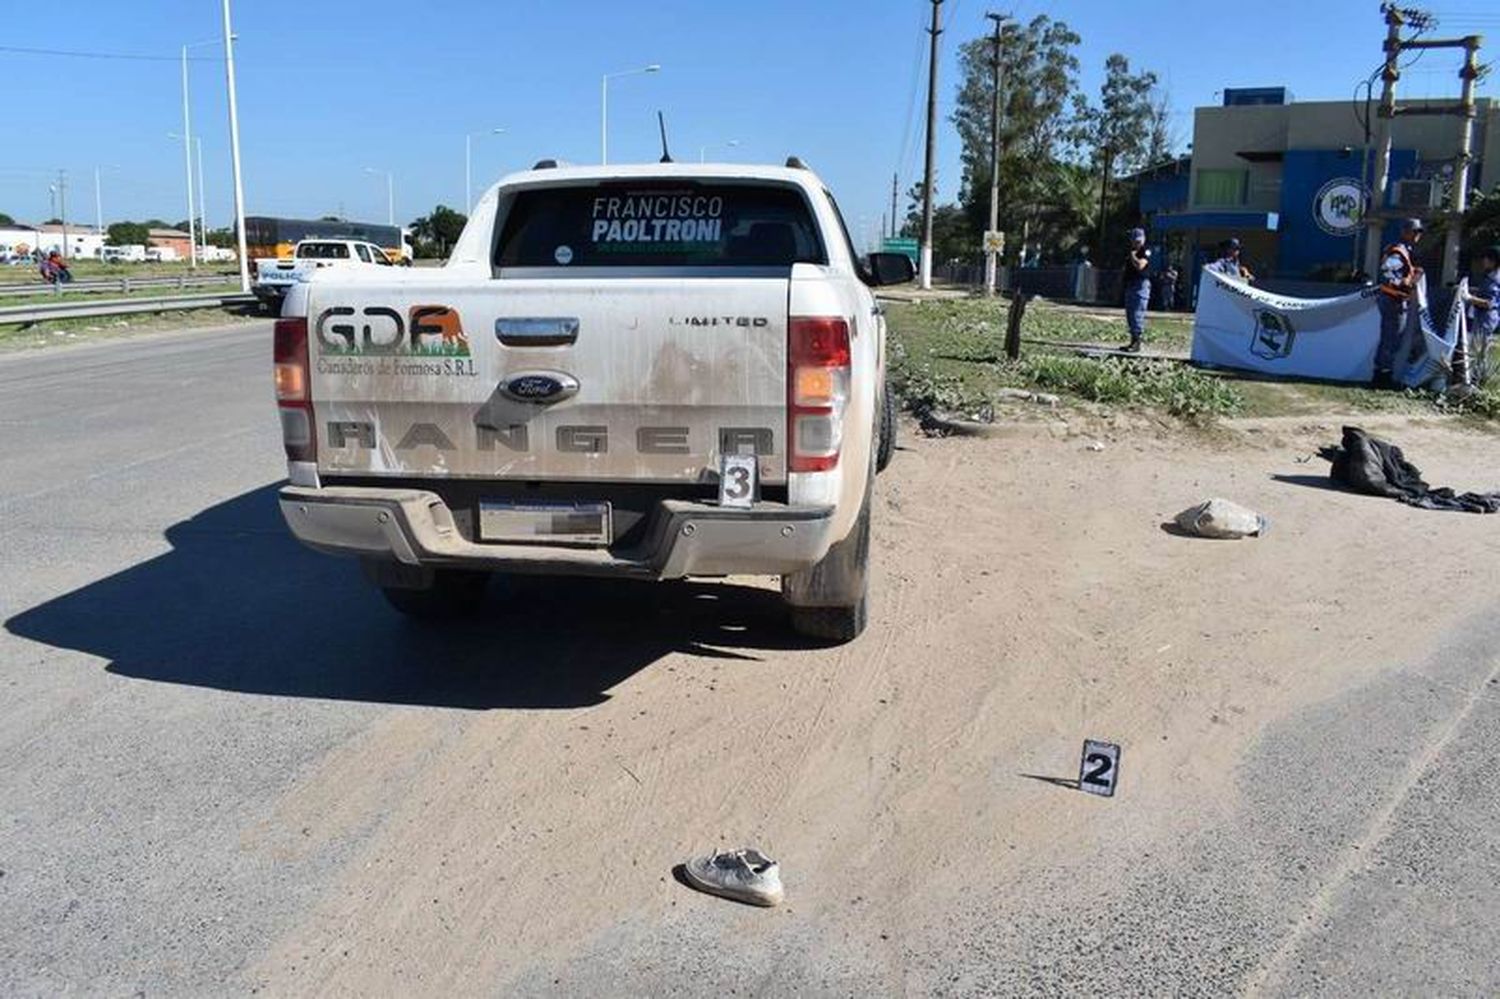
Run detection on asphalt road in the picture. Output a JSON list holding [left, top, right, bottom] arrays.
[[1, 323, 1497, 996]]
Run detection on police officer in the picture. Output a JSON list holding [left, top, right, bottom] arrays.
[[1206, 237, 1254, 282], [1464, 244, 1499, 385], [1121, 228, 1151, 352], [1158, 264, 1179, 311], [1374, 218, 1425, 388]]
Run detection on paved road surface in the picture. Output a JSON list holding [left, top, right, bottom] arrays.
[[1, 324, 1497, 996]]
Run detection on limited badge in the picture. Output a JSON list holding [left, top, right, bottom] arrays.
[[718, 453, 757, 508], [1078, 739, 1120, 797]]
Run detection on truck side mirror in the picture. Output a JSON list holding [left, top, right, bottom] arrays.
[[865, 252, 916, 287]]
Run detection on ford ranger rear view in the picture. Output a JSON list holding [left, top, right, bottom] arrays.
[[272, 161, 914, 640]]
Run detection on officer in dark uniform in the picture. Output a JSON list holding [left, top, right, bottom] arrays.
[[1121, 228, 1151, 352], [1374, 218, 1424, 388]]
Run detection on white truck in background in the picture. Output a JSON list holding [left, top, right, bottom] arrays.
[[253, 238, 396, 313], [270, 160, 913, 640]]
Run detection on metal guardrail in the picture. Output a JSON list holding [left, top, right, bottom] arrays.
[[0, 292, 257, 326], [0, 273, 241, 299]]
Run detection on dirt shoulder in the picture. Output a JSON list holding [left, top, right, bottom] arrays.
[[245, 415, 1500, 995]]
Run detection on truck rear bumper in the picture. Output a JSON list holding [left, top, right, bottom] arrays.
[[278, 485, 836, 580]]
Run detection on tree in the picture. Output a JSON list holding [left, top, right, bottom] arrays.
[[1079, 54, 1161, 177], [1066, 54, 1168, 265], [409, 205, 468, 258], [1462, 185, 1500, 256], [950, 15, 1086, 262], [106, 221, 150, 246], [0, 212, 14, 226], [204, 227, 237, 249], [43, 217, 63, 225]]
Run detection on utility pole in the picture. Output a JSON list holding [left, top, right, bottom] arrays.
[[984, 12, 1006, 295], [94, 167, 103, 235], [919, 0, 942, 289], [1362, 5, 1475, 281], [890, 172, 898, 239], [1364, 5, 1406, 279], [1442, 34, 1481, 285], [1095, 144, 1111, 257]]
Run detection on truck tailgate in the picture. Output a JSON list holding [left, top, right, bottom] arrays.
[[308, 277, 788, 483]]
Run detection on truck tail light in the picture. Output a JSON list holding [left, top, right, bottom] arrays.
[[788, 316, 850, 472], [274, 317, 317, 463]]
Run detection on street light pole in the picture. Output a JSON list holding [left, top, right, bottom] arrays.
[[466, 127, 504, 211], [699, 139, 739, 163], [94, 166, 103, 234], [366, 168, 394, 225], [180, 44, 198, 268], [601, 64, 660, 165], [220, 1, 251, 292]]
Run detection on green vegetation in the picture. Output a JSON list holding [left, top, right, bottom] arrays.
[[904, 15, 1171, 268], [885, 296, 1497, 425], [106, 221, 151, 247], [409, 205, 467, 259], [0, 260, 238, 286]]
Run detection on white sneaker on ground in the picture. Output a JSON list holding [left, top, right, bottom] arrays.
[[682, 848, 784, 907]]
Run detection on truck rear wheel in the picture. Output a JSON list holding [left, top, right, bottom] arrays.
[[376, 567, 490, 620], [782, 481, 872, 643], [876, 386, 897, 473]]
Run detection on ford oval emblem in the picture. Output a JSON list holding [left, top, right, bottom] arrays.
[[499, 370, 579, 404]]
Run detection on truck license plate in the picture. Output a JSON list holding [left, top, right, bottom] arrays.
[[478, 500, 611, 546]]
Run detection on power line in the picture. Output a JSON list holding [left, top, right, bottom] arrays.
[[0, 44, 221, 62]]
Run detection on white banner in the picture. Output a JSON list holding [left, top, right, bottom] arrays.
[[1190, 269, 1468, 387]]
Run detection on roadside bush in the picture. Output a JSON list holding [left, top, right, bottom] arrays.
[[1017, 355, 1242, 421]]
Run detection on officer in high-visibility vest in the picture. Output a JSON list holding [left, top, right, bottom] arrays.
[[1373, 218, 1425, 388]]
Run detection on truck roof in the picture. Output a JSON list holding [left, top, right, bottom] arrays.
[[490, 162, 826, 190]]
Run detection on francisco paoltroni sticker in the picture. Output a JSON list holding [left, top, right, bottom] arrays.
[[719, 454, 757, 508], [1078, 739, 1120, 797]]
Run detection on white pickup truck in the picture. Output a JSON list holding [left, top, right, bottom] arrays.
[[271, 160, 914, 640], [253, 238, 395, 313]]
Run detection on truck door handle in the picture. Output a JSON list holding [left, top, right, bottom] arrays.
[[495, 317, 579, 346]]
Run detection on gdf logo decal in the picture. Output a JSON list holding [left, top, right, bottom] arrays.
[[315, 304, 469, 355], [1314, 177, 1366, 237], [1250, 309, 1296, 360]]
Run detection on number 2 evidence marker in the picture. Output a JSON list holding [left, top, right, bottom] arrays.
[[1078, 739, 1121, 798]]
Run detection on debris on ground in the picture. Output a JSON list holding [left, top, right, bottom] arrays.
[[1321, 425, 1500, 513], [1173, 498, 1268, 539], [1086, 441, 1106, 452], [921, 411, 1009, 438], [995, 387, 1061, 407], [681, 848, 784, 907]]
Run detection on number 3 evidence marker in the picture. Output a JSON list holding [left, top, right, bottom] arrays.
[[1078, 739, 1121, 798], [718, 454, 757, 509]]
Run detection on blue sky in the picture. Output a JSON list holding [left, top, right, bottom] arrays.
[[2, 0, 1495, 244]]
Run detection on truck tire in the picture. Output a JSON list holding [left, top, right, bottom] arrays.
[[876, 386, 897, 473], [378, 568, 490, 620], [782, 477, 872, 643]]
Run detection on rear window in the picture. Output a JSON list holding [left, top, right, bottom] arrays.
[[494, 182, 826, 268], [297, 242, 350, 259]]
